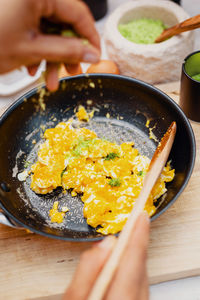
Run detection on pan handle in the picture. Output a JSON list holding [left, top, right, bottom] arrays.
[[0, 211, 20, 228]]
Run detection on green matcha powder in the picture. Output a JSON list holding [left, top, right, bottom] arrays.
[[118, 18, 166, 44]]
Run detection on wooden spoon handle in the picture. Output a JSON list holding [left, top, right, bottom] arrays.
[[156, 14, 200, 43]]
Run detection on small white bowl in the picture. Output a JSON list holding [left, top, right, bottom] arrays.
[[104, 0, 194, 84]]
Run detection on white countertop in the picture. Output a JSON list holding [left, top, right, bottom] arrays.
[[0, 0, 200, 299]]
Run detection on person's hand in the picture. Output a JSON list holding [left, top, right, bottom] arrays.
[[0, 0, 100, 90], [64, 213, 150, 300]]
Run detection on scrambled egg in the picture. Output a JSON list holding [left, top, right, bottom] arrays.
[[31, 119, 175, 235], [75, 105, 94, 122], [49, 201, 67, 223]]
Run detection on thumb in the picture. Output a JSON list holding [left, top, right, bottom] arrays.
[[63, 236, 116, 300], [26, 35, 100, 64]]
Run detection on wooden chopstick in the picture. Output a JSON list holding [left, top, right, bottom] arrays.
[[87, 122, 176, 300]]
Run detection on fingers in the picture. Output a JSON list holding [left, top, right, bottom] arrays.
[[26, 35, 100, 64], [58, 64, 68, 78], [58, 64, 82, 80], [139, 274, 149, 300], [27, 62, 59, 91], [25, 0, 100, 92], [64, 63, 83, 75], [105, 213, 150, 300], [27, 64, 39, 76], [45, 62, 59, 91], [64, 236, 116, 300], [64, 214, 149, 300], [41, 0, 100, 50]]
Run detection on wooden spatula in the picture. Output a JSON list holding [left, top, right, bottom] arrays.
[[87, 121, 177, 300], [155, 14, 200, 43]]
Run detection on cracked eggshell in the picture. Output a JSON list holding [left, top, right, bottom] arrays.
[[104, 0, 194, 84]]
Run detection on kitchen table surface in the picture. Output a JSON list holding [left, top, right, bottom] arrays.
[[0, 0, 200, 299], [148, 2, 200, 299]]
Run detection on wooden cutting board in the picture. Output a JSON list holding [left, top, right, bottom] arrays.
[[0, 81, 200, 300]]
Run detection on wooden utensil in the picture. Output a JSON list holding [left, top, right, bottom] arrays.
[[155, 14, 200, 43], [87, 121, 177, 300]]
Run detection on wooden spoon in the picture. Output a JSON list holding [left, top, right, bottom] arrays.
[[87, 121, 177, 300], [155, 14, 200, 43]]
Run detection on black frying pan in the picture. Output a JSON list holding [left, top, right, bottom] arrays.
[[0, 75, 196, 241]]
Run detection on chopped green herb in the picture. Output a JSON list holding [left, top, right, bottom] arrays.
[[24, 161, 31, 168], [108, 178, 121, 187], [82, 39, 89, 45], [104, 152, 120, 161], [61, 29, 78, 37], [40, 18, 80, 38], [45, 27, 59, 34], [138, 171, 145, 176], [61, 167, 67, 178], [72, 137, 97, 156]]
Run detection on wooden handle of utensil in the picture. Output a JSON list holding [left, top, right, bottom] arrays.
[[87, 122, 176, 300], [87, 200, 148, 300], [155, 14, 200, 43]]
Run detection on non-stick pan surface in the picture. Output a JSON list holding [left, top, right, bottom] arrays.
[[0, 75, 196, 241]]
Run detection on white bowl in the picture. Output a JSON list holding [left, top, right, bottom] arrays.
[[104, 0, 194, 84]]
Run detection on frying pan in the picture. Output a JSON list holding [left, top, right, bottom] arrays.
[[0, 74, 196, 241]]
